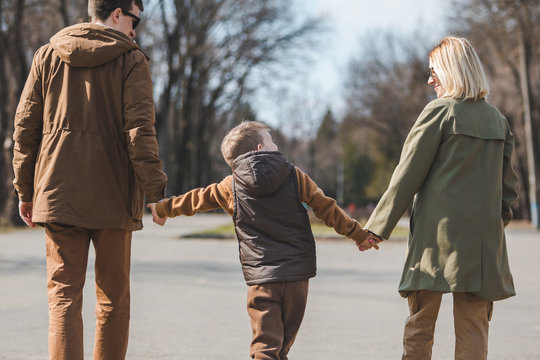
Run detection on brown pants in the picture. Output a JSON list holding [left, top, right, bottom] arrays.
[[45, 223, 132, 360], [403, 290, 493, 360], [247, 280, 309, 360]]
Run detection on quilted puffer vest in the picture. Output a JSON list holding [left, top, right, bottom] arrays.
[[232, 151, 316, 285]]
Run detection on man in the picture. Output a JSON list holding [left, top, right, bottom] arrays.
[[12, 1, 167, 358]]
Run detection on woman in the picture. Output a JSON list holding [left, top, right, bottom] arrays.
[[364, 36, 518, 359]]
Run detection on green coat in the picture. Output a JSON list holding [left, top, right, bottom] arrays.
[[365, 98, 518, 301]]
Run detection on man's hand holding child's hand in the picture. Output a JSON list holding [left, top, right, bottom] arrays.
[[147, 203, 167, 226]]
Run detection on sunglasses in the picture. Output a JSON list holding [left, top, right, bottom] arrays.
[[122, 9, 140, 29], [428, 67, 436, 79]]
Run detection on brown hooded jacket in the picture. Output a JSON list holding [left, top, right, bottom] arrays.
[[13, 23, 167, 230]]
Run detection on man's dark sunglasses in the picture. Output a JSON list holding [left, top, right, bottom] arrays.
[[122, 9, 140, 29]]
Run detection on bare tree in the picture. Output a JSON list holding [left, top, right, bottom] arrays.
[[147, 0, 324, 194], [0, 0, 87, 225], [341, 31, 434, 200], [450, 0, 540, 223], [1, 0, 29, 225]]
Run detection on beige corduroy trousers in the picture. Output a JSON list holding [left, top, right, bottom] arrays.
[[402, 289, 493, 360]]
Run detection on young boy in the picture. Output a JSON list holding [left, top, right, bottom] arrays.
[[148, 121, 378, 359]]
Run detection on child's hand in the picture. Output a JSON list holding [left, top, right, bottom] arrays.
[[147, 203, 167, 226], [356, 234, 383, 251]]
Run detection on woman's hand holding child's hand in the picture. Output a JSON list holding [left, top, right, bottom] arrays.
[[356, 232, 384, 252]]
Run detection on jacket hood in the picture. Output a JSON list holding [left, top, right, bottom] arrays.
[[50, 22, 140, 67], [232, 151, 291, 196]]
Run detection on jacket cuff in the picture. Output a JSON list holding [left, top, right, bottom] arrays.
[[155, 200, 168, 218], [15, 189, 33, 202], [147, 188, 166, 203], [349, 227, 369, 243]]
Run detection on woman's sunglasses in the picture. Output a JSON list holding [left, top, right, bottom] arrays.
[[428, 67, 436, 80]]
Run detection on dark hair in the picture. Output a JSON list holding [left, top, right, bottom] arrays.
[[89, 0, 144, 21]]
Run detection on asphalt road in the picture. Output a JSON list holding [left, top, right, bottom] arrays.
[[1, 213, 539, 359]]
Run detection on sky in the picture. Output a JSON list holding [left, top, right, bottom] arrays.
[[254, 0, 448, 128]]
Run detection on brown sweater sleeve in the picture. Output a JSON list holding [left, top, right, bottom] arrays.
[[295, 167, 369, 243], [155, 175, 234, 218]]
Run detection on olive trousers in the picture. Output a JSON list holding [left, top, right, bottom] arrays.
[[403, 290, 493, 360], [247, 279, 309, 360], [45, 223, 132, 360]]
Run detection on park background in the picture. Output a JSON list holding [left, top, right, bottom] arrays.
[[0, 0, 539, 228], [1, 1, 540, 359]]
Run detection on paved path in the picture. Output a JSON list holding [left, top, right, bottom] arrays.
[[0, 214, 539, 359]]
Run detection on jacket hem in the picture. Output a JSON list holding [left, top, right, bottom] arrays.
[[398, 287, 516, 302], [32, 213, 143, 231], [245, 272, 316, 286]]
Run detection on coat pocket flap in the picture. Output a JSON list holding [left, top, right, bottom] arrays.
[[444, 118, 506, 140]]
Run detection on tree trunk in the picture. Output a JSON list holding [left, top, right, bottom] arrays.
[[518, 30, 539, 228]]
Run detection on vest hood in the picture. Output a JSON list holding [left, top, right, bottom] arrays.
[[232, 151, 291, 196], [50, 22, 140, 68]]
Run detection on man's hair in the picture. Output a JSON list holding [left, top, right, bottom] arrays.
[[89, 0, 144, 21], [221, 121, 268, 167], [429, 36, 489, 100]]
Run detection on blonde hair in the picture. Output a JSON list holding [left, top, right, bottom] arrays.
[[429, 36, 489, 100], [221, 121, 268, 167]]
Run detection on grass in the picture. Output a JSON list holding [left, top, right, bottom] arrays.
[[184, 223, 236, 239], [0, 227, 12, 234], [182, 221, 409, 241], [0, 223, 17, 234]]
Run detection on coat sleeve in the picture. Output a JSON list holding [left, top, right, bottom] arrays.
[[155, 176, 233, 218], [123, 51, 167, 203], [365, 101, 448, 239], [501, 126, 518, 226], [295, 168, 369, 243], [12, 48, 45, 202]]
